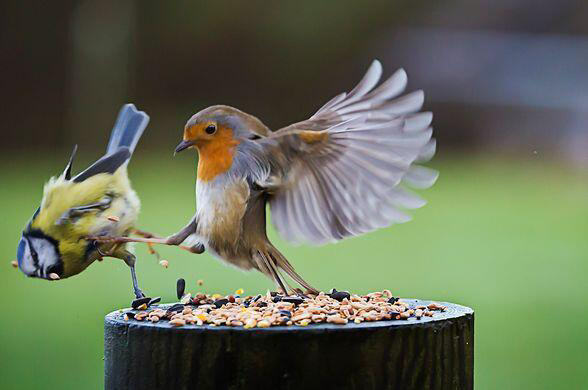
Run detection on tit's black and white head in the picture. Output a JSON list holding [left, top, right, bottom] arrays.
[[16, 231, 63, 281]]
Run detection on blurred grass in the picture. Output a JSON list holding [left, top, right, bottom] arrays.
[[0, 152, 587, 389]]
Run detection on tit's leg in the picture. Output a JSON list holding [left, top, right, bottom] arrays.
[[110, 247, 145, 299]]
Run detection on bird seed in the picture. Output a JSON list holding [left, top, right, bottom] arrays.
[[121, 285, 445, 329]]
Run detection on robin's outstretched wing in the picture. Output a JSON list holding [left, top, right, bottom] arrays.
[[260, 60, 437, 245]]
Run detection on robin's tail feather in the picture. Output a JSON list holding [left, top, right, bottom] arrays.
[[253, 245, 318, 295]]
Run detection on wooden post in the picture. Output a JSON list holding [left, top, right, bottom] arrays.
[[104, 299, 473, 390]]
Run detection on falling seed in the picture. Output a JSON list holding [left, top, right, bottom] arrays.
[[176, 278, 185, 300], [10, 260, 18, 269], [107, 216, 120, 222], [159, 259, 169, 268], [235, 288, 244, 295], [48, 273, 60, 280], [197, 279, 204, 286]]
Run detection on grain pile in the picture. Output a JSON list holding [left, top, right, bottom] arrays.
[[124, 283, 446, 328]]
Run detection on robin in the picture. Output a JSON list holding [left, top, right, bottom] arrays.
[[102, 60, 437, 294]]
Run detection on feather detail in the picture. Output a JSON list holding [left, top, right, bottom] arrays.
[[262, 60, 438, 245]]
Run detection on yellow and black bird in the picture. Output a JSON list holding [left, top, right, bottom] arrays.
[[16, 104, 150, 299], [103, 60, 438, 295]]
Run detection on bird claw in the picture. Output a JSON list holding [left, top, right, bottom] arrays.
[[164, 235, 184, 246], [188, 243, 205, 254], [89, 235, 126, 244]]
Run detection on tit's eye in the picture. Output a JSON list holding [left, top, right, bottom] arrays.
[[204, 124, 217, 135]]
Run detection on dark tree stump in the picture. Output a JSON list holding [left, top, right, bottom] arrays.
[[104, 299, 473, 390]]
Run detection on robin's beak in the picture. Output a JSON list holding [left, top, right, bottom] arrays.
[[174, 140, 195, 155]]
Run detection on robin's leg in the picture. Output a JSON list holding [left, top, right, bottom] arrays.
[[110, 247, 145, 299], [88, 233, 204, 255], [253, 250, 289, 296], [164, 217, 197, 245], [132, 229, 163, 261], [89, 217, 204, 254]]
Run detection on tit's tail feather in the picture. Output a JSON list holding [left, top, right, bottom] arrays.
[[263, 245, 319, 294], [106, 104, 149, 156]]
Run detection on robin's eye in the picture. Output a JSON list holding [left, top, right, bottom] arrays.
[[205, 124, 216, 135]]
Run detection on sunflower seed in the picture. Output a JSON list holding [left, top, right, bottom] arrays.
[[131, 297, 151, 310], [176, 278, 185, 300]]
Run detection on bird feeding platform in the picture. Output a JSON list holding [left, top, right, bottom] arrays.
[[104, 299, 474, 389]]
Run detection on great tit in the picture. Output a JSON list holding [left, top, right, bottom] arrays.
[[16, 104, 150, 299]]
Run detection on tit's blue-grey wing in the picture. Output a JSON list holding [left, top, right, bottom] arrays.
[[259, 60, 438, 245], [73, 148, 131, 182]]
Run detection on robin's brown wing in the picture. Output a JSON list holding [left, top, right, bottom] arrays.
[[259, 60, 437, 245]]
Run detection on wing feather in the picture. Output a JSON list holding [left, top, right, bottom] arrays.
[[261, 60, 437, 245]]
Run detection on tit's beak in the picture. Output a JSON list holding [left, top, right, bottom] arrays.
[[174, 140, 194, 155]]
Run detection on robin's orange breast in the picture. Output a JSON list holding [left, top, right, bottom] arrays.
[[196, 126, 240, 181]]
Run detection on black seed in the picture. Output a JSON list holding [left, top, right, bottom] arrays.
[[282, 296, 304, 305], [270, 291, 279, 297], [167, 303, 185, 313], [272, 296, 282, 303], [148, 297, 161, 306], [330, 291, 350, 301], [257, 301, 268, 307], [244, 299, 251, 307], [214, 298, 229, 308], [387, 297, 399, 304], [279, 310, 291, 317], [329, 288, 338, 294], [125, 311, 135, 319], [253, 294, 262, 302], [176, 278, 185, 300], [131, 297, 151, 309]]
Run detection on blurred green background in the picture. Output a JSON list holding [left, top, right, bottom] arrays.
[[2, 1, 588, 389]]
